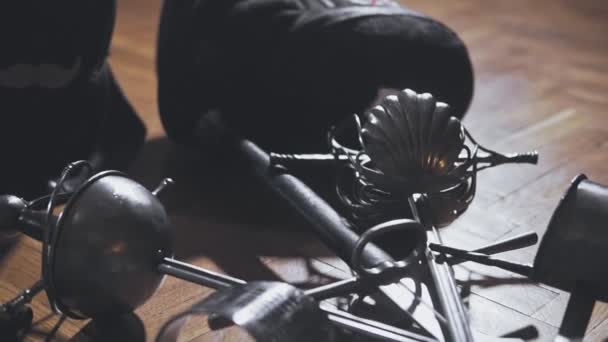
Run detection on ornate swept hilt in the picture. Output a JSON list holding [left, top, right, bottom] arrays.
[[271, 89, 539, 228]]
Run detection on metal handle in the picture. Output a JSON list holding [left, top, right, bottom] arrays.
[[503, 151, 539, 165]]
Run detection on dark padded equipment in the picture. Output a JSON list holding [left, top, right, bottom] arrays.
[[0, 1, 145, 198], [157, 0, 474, 152]]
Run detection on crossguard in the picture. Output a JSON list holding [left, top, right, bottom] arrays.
[[351, 219, 426, 281]]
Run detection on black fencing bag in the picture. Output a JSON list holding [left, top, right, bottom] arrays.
[[158, 0, 474, 152], [0, 1, 145, 197]]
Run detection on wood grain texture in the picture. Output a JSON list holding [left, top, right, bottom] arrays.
[[1, 0, 607, 341]]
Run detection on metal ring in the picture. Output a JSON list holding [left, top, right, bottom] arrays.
[[351, 219, 427, 279]]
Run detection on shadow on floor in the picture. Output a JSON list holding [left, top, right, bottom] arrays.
[[126, 137, 334, 282]]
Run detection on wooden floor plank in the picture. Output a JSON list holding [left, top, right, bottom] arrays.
[[468, 293, 558, 341]]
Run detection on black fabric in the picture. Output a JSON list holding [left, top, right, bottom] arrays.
[[0, 1, 145, 198], [158, 0, 474, 152]]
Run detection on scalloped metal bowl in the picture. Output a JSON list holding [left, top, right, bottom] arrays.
[[47, 171, 174, 319], [335, 89, 475, 228], [361, 89, 466, 193]]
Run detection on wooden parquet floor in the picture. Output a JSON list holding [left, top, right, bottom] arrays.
[[1, 0, 607, 341]]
